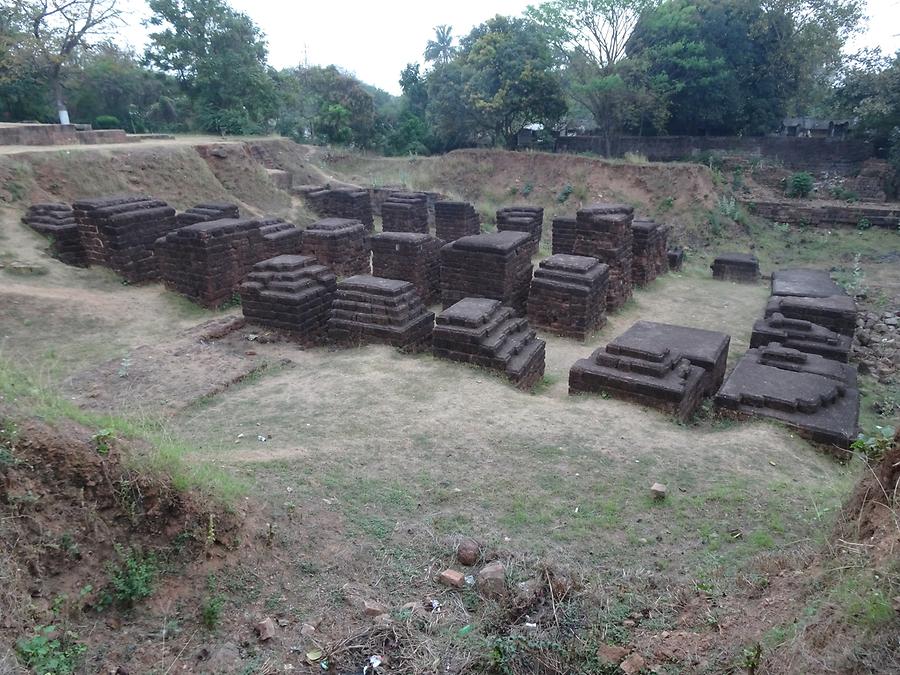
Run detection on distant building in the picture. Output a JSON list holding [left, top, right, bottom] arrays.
[[780, 117, 851, 139]]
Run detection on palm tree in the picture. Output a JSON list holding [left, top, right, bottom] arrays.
[[424, 25, 455, 65]]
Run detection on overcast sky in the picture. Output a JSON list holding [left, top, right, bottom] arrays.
[[120, 0, 900, 95]]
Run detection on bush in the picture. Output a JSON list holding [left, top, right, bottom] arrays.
[[786, 172, 814, 198], [16, 625, 86, 675], [104, 545, 157, 607], [93, 115, 120, 130]]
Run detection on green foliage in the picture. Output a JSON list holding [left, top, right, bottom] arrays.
[[92, 428, 114, 455], [93, 115, 120, 129], [787, 172, 814, 198], [856, 217, 872, 231], [104, 545, 158, 608], [200, 595, 225, 630], [15, 625, 87, 675], [851, 425, 895, 461], [829, 186, 859, 202], [557, 184, 574, 202]]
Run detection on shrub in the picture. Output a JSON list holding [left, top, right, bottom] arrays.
[[557, 184, 574, 203], [786, 172, 814, 198], [16, 625, 86, 675], [93, 115, 120, 130], [857, 217, 872, 231], [104, 545, 157, 608]]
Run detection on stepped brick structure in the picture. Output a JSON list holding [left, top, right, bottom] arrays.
[[572, 203, 634, 311], [765, 295, 857, 337], [155, 217, 302, 307], [551, 216, 577, 255], [22, 202, 87, 266], [711, 253, 760, 283], [73, 194, 178, 283], [715, 344, 859, 449], [496, 206, 544, 255], [176, 202, 240, 226], [239, 255, 337, 341], [631, 218, 670, 286], [569, 321, 730, 421], [527, 254, 609, 339], [751, 313, 852, 362], [770, 268, 846, 298], [440, 231, 534, 314], [370, 232, 442, 305], [667, 247, 685, 271], [433, 298, 546, 390], [381, 192, 429, 233], [300, 218, 370, 278], [434, 201, 480, 242], [294, 185, 374, 231], [327, 275, 434, 349]]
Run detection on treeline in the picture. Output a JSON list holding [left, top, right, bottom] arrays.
[[0, 0, 898, 164]]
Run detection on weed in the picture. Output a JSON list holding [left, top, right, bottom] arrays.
[[732, 168, 745, 191], [92, 428, 114, 455], [739, 643, 763, 674], [15, 625, 87, 675], [658, 196, 675, 213], [830, 186, 859, 203], [786, 172, 814, 198], [851, 425, 895, 461], [857, 217, 872, 231], [717, 194, 740, 220], [521, 182, 533, 197], [200, 595, 225, 630], [104, 544, 158, 608], [623, 151, 648, 164], [557, 184, 574, 203]]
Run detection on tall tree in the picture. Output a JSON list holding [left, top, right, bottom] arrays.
[[424, 24, 455, 65], [145, 0, 276, 134], [10, 0, 122, 124]]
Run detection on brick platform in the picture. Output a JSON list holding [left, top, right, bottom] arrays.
[[382, 192, 429, 233], [327, 275, 434, 349], [300, 218, 371, 278], [295, 185, 374, 231], [770, 268, 846, 298], [73, 194, 178, 283], [572, 204, 634, 311], [711, 253, 759, 283], [22, 202, 87, 266], [239, 255, 337, 341], [551, 215, 576, 255], [434, 201, 480, 242], [496, 206, 543, 255], [440, 231, 534, 314], [433, 298, 546, 390], [631, 218, 669, 286], [764, 294, 857, 337], [371, 232, 442, 305], [715, 344, 859, 450], [667, 247, 684, 271], [527, 254, 608, 339], [751, 313, 852, 363], [176, 202, 240, 226], [569, 321, 730, 421], [156, 217, 302, 307]]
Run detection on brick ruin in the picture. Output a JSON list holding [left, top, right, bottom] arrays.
[[294, 185, 374, 231], [569, 321, 730, 421], [176, 202, 240, 226], [433, 298, 546, 390], [440, 231, 534, 314], [572, 204, 634, 311], [239, 255, 337, 341], [751, 313, 851, 362], [381, 192, 430, 233], [667, 247, 685, 271], [527, 254, 609, 339], [496, 206, 544, 255], [765, 291, 857, 337], [711, 253, 760, 283], [73, 194, 178, 283], [327, 275, 434, 349], [631, 218, 670, 286], [300, 218, 371, 278], [551, 216, 576, 255], [21, 203, 87, 267], [370, 232, 442, 305], [715, 344, 859, 449], [155, 217, 302, 307], [434, 201, 480, 242]]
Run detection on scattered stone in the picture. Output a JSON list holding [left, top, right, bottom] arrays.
[[598, 644, 630, 665], [620, 652, 646, 675], [650, 483, 667, 500], [456, 538, 480, 566], [363, 599, 388, 617], [373, 613, 394, 627], [438, 569, 466, 589], [300, 623, 317, 637], [476, 561, 507, 599], [255, 617, 276, 641]]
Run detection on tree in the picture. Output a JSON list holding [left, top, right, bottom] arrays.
[[453, 15, 567, 148], [424, 24, 455, 65], [10, 0, 122, 123], [145, 0, 277, 134]]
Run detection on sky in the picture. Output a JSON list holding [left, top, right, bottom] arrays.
[[119, 0, 900, 95]]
